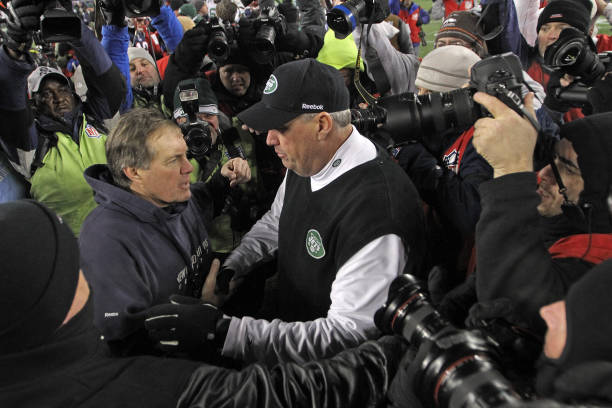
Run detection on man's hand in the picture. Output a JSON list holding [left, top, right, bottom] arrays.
[[472, 92, 537, 178], [99, 0, 126, 27], [241, 123, 264, 135], [144, 294, 223, 355], [221, 157, 251, 187], [4, 0, 44, 52], [595, 0, 609, 16], [200, 259, 243, 305]]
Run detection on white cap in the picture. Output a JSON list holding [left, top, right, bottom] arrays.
[[27, 66, 70, 98]]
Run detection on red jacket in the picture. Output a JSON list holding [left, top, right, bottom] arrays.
[[443, 0, 474, 18]]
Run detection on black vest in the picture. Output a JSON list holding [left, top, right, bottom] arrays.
[[277, 150, 425, 322]]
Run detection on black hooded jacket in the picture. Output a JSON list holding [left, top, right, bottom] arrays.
[[474, 113, 612, 335]]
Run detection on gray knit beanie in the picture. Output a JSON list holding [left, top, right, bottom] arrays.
[[415, 45, 481, 92], [127, 47, 156, 67]]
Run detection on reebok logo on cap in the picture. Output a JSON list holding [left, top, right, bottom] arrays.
[[237, 59, 349, 131], [302, 103, 324, 110]]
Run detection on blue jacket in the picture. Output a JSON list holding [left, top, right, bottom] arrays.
[[80, 164, 215, 342], [101, 5, 184, 112]]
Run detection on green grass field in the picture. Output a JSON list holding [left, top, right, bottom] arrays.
[[416, 0, 612, 58]]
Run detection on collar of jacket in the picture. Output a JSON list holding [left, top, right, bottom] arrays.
[[84, 164, 189, 224]]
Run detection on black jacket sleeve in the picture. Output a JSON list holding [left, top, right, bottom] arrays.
[[177, 338, 404, 407], [398, 139, 492, 241]]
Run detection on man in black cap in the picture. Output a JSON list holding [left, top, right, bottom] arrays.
[[143, 58, 426, 366], [526, 0, 594, 122], [0, 199, 411, 408]]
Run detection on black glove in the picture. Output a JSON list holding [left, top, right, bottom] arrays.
[[214, 266, 235, 295], [543, 71, 573, 113], [396, 142, 443, 193], [5, 0, 44, 52], [173, 24, 211, 72], [144, 294, 225, 357], [465, 297, 523, 328], [587, 73, 612, 114], [99, 0, 126, 27]]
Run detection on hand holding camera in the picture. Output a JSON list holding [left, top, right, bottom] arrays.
[[99, 0, 126, 27], [472, 91, 537, 179], [4, 0, 44, 52]]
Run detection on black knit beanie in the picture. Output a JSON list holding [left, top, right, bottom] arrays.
[[537, 0, 592, 35], [559, 258, 612, 368], [560, 112, 612, 233], [0, 200, 79, 354]]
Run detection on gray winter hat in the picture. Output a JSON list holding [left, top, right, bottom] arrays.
[[128, 47, 156, 67], [415, 45, 481, 92]]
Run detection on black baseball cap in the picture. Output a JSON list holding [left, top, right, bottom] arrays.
[[237, 58, 350, 131]]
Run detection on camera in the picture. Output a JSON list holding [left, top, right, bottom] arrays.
[[376, 274, 524, 408], [326, 0, 390, 39], [0, 0, 81, 43], [178, 83, 214, 161], [544, 27, 612, 107], [204, 16, 237, 64], [350, 53, 525, 149], [39, 2, 81, 42], [249, 5, 286, 64]]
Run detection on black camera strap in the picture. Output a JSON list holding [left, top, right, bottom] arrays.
[[353, 17, 386, 106]]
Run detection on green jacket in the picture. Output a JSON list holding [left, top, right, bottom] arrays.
[[30, 115, 107, 236]]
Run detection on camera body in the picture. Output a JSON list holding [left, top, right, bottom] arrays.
[[204, 16, 238, 64], [177, 84, 214, 161], [351, 52, 525, 149], [248, 5, 286, 64], [544, 27, 612, 107], [326, 0, 390, 39]]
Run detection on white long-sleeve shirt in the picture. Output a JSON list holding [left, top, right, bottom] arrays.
[[222, 127, 407, 366]]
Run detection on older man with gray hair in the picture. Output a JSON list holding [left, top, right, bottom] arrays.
[[79, 108, 249, 355]]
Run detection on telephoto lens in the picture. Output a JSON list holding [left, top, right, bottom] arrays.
[[375, 275, 522, 408]]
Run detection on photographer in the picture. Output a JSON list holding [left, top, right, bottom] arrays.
[[0, 0, 125, 235], [523, 0, 594, 123], [329, 0, 420, 96], [172, 77, 258, 248], [396, 45, 490, 289], [471, 94, 612, 336], [100, 0, 184, 114]]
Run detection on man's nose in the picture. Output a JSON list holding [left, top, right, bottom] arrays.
[[266, 130, 278, 146], [538, 164, 557, 185], [182, 157, 194, 174]]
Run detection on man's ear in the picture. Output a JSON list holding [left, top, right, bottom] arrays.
[[316, 112, 333, 140], [123, 167, 141, 183]]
